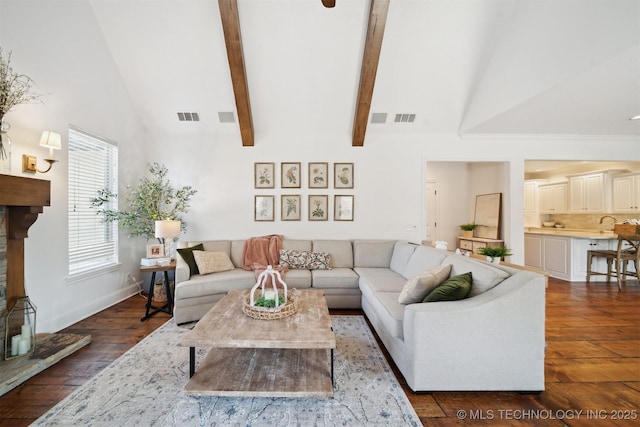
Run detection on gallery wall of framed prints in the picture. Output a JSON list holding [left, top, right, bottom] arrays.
[[253, 162, 354, 222]]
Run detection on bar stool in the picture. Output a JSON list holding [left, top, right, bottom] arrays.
[[586, 234, 639, 290]]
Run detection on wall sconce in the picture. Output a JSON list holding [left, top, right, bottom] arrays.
[[22, 131, 62, 173]]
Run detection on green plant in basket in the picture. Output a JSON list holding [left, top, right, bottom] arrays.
[[459, 223, 478, 231], [478, 246, 512, 258], [254, 294, 285, 308]]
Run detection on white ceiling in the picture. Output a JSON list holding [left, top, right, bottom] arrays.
[[87, 0, 640, 138]]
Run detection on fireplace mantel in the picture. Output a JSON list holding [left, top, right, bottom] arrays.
[[0, 174, 51, 309]]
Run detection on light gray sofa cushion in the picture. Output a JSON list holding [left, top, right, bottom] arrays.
[[358, 272, 406, 293], [282, 269, 312, 288], [443, 255, 511, 296], [175, 269, 255, 299], [402, 245, 448, 279], [353, 240, 396, 267], [390, 241, 418, 275], [282, 239, 312, 252], [312, 240, 353, 268], [230, 240, 246, 268], [354, 267, 403, 279], [311, 268, 359, 288]]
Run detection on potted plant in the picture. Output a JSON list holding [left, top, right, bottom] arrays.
[[91, 162, 197, 240], [459, 223, 477, 238], [478, 246, 512, 264]]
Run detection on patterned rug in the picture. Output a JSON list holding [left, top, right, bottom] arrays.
[[33, 316, 420, 426]]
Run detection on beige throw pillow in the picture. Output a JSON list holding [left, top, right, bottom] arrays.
[[193, 250, 235, 275], [397, 264, 452, 304]]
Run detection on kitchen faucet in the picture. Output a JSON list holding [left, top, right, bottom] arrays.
[[599, 215, 617, 224], [599, 215, 617, 231]]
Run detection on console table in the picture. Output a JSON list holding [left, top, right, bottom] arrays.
[[457, 236, 504, 255]]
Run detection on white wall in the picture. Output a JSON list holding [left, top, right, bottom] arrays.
[[1, 0, 147, 333]]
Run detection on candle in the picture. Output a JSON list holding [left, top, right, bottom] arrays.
[[21, 324, 32, 349], [263, 290, 276, 300], [18, 338, 29, 355], [11, 335, 22, 356]]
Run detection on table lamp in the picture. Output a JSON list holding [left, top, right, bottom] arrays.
[[155, 220, 181, 260]]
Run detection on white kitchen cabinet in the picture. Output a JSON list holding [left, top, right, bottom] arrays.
[[524, 233, 617, 281], [524, 180, 540, 214], [539, 183, 567, 214], [572, 238, 613, 281], [612, 173, 640, 213], [568, 170, 624, 213]]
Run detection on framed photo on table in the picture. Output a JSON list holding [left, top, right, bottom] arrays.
[[334, 163, 354, 189], [254, 195, 274, 221], [281, 162, 301, 188], [281, 195, 301, 221], [254, 162, 275, 188], [146, 243, 164, 258], [334, 195, 354, 221], [308, 195, 328, 221], [308, 162, 328, 188]]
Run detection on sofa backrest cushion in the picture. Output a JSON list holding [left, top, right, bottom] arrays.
[[443, 255, 511, 296], [282, 239, 312, 252], [390, 241, 418, 275], [402, 245, 448, 279], [312, 240, 353, 268], [230, 240, 246, 268], [353, 240, 396, 267]]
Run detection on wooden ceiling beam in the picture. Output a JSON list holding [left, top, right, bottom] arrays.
[[352, 0, 389, 147], [219, 0, 254, 146]]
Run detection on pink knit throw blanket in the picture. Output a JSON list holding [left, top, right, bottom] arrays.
[[242, 234, 284, 271]]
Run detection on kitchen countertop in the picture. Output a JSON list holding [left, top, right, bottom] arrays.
[[525, 228, 617, 239]]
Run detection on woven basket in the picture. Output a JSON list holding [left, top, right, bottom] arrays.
[[614, 224, 640, 235], [242, 289, 298, 320]]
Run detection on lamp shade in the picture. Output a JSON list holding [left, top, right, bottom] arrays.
[[39, 131, 62, 150], [155, 220, 181, 238]]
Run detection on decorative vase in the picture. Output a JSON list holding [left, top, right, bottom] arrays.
[[486, 256, 501, 264], [0, 120, 11, 174]]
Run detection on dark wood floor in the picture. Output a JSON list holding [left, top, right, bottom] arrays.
[[1, 278, 638, 426]]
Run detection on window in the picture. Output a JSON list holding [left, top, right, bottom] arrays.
[[68, 126, 119, 276]]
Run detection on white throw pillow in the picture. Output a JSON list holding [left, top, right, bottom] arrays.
[[397, 264, 452, 304], [193, 250, 235, 275]]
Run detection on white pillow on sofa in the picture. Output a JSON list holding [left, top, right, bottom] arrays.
[[398, 264, 452, 304], [193, 250, 235, 275]]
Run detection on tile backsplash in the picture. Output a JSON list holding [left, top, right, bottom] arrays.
[[546, 213, 639, 231]]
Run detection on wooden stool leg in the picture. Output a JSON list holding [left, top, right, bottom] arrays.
[[586, 252, 593, 283], [606, 257, 612, 282]]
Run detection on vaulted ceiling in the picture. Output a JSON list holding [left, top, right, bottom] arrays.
[[88, 0, 640, 144]]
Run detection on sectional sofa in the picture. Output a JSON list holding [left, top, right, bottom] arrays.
[[174, 238, 546, 392]]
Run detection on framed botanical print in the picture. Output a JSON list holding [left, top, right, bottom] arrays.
[[254, 162, 275, 188], [334, 163, 354, 189], [281, 194, 301, 221], [308, 195, 328, 221], [334, 195, 354, 221], [254, 195, 274, 221], [308, 162, 328, 188], [281, 162, 301, 188]]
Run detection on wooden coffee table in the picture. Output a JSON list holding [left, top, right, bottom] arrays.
[[181, 289, 336, 397]]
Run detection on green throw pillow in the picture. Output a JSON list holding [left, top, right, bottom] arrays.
[[423, 272, 472, 302], [177, 243, 205, 275]]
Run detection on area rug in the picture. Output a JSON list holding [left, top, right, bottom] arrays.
[[33, 316, 421, 426]]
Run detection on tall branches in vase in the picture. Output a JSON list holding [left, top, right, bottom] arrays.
[[91, 162, 198, 240], [0, 47, 42, 161]]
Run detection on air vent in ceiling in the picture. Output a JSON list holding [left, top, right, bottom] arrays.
[[370, 113, 387, 124], [177, 112, 200, 122], [218, 111, 235, 123], [394, 113, 416, 123]]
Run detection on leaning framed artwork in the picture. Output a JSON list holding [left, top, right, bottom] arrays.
[[308, 162, 328, 188], [334, 163, 354, 189], [281, 194, 301, 221], [281, 162, 301, 188], [254, 162, 275, 189], [308, 195, 328, 221], [334, 195, 354, 221], [254, 195, 274, 221]]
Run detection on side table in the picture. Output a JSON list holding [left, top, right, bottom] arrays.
[[140, 260, 176, 321]]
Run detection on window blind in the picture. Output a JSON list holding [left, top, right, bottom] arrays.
[[68, 126, 119, 276]]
